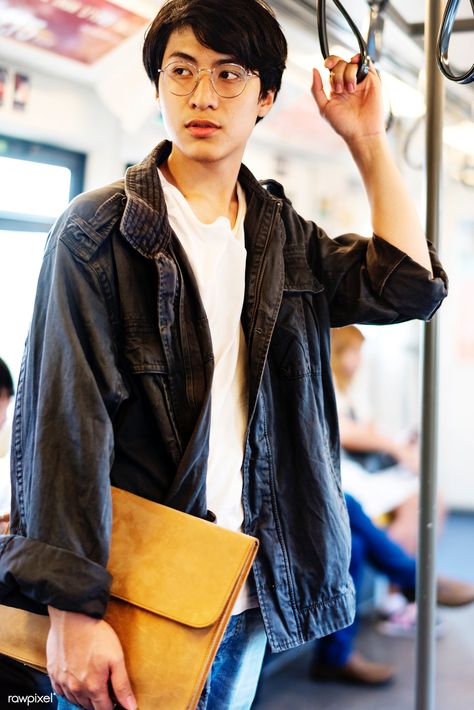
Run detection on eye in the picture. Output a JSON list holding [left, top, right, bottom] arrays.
[[168, 63, 195, 78], [218, 66, 244, 82]]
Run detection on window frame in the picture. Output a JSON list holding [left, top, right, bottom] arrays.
[[0, 135, 86, 232]]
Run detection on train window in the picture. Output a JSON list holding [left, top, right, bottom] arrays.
[[0, 135, 85, 232], [0, 230, 49, 381], [0, 136, 86, 380], [0, 157, 71, 225]]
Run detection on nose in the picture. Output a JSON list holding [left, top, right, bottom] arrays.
[[188, 69, 219, 109]]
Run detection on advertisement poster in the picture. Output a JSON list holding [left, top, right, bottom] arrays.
[[0, 0, 148, 64], [13, 71, 30, 109]]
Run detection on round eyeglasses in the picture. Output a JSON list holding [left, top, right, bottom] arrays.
[[157, 60, 259, 98]]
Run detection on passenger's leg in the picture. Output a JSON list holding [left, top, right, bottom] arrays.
[[346, 494, 417, 590], [311, 528, 394, 684], [388, 491, 447, 556], [313, 531, 365, 668]]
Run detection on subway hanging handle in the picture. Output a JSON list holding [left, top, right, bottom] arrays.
[[317, 0, 370, 83], [437, 0, 474, 84]]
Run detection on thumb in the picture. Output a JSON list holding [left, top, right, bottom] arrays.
[[110, 657, 137, 710], [311, 67, 328, 114]]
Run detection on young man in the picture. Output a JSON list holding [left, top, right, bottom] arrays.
[[0, 1, 447, 709]]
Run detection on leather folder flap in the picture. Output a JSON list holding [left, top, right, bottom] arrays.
[[109, 487, 259, 629]]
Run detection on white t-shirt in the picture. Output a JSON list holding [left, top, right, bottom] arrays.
[[159, 169, 257, 614]]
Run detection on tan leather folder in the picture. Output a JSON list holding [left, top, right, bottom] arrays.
[[0, 486, 260, 709]]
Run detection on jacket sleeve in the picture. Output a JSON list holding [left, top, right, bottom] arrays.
[[307, 225, 448, 327], [0, 217, 126, 618]]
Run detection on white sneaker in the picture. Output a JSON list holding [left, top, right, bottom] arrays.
[[376, 602, 445, 638]]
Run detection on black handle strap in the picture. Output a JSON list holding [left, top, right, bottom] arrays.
[[437, 0, 474, 84], [317, 0, 370, 83]]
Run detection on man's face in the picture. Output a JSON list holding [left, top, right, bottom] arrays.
[[0, 392, 10, 431], [157, 27, 275, 167]]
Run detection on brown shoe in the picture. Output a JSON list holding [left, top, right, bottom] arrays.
[[437, 577, 474, 607], [311, 651, 395, 685]]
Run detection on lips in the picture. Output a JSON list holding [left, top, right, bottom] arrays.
[[185, 119, 220, 129], [185, 119, 221, 138]]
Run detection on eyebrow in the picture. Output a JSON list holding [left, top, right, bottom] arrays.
[[166, 51, 239, 65]]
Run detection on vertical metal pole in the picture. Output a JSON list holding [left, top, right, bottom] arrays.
[[416, 1, 444, 709]]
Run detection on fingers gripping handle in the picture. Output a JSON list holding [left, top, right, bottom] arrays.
[[317, 0, 370, 83]]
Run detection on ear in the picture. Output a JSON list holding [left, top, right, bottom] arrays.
[[257, 89, 275, 119]]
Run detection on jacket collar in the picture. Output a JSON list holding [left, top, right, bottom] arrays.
[[121, 140, 276, 258]]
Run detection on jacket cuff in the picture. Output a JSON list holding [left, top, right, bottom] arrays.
[[367, 235, 448, 320], [0, 535, 111, 618]]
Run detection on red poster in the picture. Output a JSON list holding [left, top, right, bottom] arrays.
[[0, 0, 149, 64]]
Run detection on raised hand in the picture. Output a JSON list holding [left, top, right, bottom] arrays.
[[311, 54, 385, 144]]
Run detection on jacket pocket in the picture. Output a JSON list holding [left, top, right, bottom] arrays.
[[270, 249, 325, 379], [122, 317, 169, 375], [121, 318, 183, 461]]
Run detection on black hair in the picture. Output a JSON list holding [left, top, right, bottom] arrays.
[[0, 358, 13, 398], [143, 0, 287, 102]]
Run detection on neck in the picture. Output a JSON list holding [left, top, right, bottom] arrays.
[[162, 145, 242, 225]]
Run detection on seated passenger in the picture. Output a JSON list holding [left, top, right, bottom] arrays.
[[310, 494, 474, 685], [330, 325, 444, 556]]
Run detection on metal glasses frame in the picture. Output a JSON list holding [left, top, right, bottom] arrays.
[[157, 61, 259, 98]]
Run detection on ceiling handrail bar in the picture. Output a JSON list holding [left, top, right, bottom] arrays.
[[366, 0, 389, 63]]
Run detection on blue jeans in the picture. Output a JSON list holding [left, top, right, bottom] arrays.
[[56, 607, 267, 710], [197, 607, 267, 709], [315, 494, 417, 667]]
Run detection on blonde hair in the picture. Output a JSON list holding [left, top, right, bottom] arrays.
[[330, 326, 365, 393]]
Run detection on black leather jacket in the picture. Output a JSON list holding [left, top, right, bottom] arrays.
[[0, 141, 447, 652]]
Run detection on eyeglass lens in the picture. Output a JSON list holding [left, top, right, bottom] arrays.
[[162, 61, 249, 97]]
